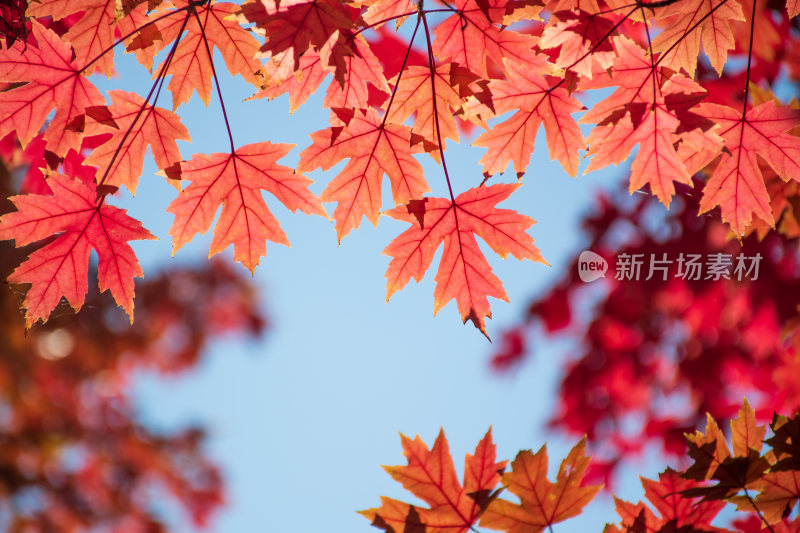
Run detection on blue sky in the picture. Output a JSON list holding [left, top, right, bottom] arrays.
[[97, 41, 669, 532]]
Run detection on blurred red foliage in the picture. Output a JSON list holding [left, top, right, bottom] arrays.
[[492, 180, 800, 487], [0, 140, 266, 531]]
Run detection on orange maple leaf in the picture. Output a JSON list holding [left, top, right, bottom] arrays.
[[167, 142, 326, 273], [744, 414, 800, 525], [745, 470, 800, 525], [383, 183, 545, 337], [680, 399, 770, 502], [256, 36, 389, 112], [361, 0, 415, 30], [298, 107, 428, 241], [238, 0, 357, 83], [432, 0, 539, 79], [0, 174, 155, 327], [538, 9, 618, 79], [116, 1, 168, 71], [83, 90, 191, 193], [691, 101, 800, 235], [27, 0, 120, 77], [148, 0, 264, 109], [651, 0, 746, 76], [386, 62, 479, 154], [324, 37, 390, 110], [479, 438, 601, 533], [581, 37, 721, 206], [474, 56, 585, 178], [0, 22, 105, 157], [251, 52, 328, 113], [359, 428, 507, 533]]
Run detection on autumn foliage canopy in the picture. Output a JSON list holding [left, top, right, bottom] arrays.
[[1, 0, 798, 336]]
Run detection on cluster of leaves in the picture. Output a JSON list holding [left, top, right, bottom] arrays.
[[0, 0, 798, 336], [491, 177, 800, 486], [0, 145, 266, 531], [363, 401, 800, 533]]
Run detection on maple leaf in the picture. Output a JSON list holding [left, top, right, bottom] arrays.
[[361, 0, 415, 30], [479, 438, 601, 533], [168, 142, 326, 273], [116, 1, 167, 71], [238, 0, 357, 83], [581, 37, 720, 206], [538, 9, 618, 79], [432, 0, 539, 79], [650, 0, 745, 76], [359, 428, 507, 532], [298, 107, 428, 241], [681, 399, 770, 501], [83, 90, 191, 193], [0, 173, 155, 327], [690, 101, 800, 236], [724, 414, 800, 526], [0, 21, 106, 157], [742, 470, 800, 525], [386, 63, 479, 154], [324, 37, 390, 110], [606, 469, 727, 533], [251, 51, 328, 113], [473, 57, 585, 178], [383, 184, 545, 337], [789, 0, 799, 17], [147, 0, 263, 109], [26, 0, 123, 78], [768, 414, 800, 473]]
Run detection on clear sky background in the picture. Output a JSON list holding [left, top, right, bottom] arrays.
[[96, 38, 670, 532]]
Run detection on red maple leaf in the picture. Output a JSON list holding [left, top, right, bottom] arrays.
[[383, 183, 545, 337], [432, 0, 539, 78], [3, 0, 799, 338], [251, 51, 329, 113], [168, 142, 326, 273], [26, 0, 122, 77], [538, 9, 618, 79], [238, 0, 357, 83], [298, 107, 428, 241], [0, 21, 105, 157], [0, 173, 155, 327], [650, 0, 745, 76], [83, 90, 190, 193], [386, 62, 480, 154], [146, 0, 264, 108], [474, 55, 585, 178], [691, 101, 800, 235], [581, 36, 720, 205]]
